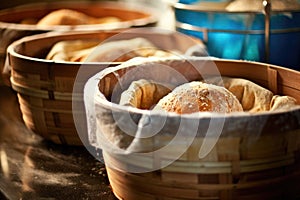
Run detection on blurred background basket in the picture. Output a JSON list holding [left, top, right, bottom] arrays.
[[92, 57, 300, 199], [6, 29, 203, 146], [171, 0, 300, 70], [0, 0, 159, 85]]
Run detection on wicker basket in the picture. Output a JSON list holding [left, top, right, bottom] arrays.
[[0, 0, 158, 85], [6, 29, 202, 146], [93, 57, 300, 199]]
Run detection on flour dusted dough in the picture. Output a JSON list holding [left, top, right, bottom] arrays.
[[119, 76, 297, 114], [37, 9, 120, 26], [154, 81, 243, 114]]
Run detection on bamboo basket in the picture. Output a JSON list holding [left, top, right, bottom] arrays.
[[6, 30, 202, 146], [93, 57, 300, 199], [0, 0, 158, 85]]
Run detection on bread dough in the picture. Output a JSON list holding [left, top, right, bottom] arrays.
[[119, 76, 298, 114], [37, 9, 121, 26], [154, 81, 243, 114]]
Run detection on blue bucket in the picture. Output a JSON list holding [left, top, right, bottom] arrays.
[[174, 1, 300, 70]]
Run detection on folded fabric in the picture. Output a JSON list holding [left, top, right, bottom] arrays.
[[46, 40, 100, 62], [204, 76, 297, 112], [119, 79, 173, 109], [46, 37, 175, 62], [119, 76, 297, 113]]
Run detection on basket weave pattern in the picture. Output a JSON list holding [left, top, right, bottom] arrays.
[[10, 61, 82, 145], [95, 58, 300, 199], [105, 131, 300, 199]]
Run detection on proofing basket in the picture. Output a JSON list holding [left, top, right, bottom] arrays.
[[0, 0, 158, 84], [92, 57, 300, 199], [6, 29, 202, 146]]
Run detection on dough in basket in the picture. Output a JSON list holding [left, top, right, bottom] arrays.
[[153, 81, 243, 114], [36, 9, 120, 26], [119, 77, 297, 113], [46, 37, 174, 62]]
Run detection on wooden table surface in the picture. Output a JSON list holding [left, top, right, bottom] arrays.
[[0, 85, 117, 200]]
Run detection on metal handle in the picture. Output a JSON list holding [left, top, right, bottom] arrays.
[[263, 0, 271, 63]]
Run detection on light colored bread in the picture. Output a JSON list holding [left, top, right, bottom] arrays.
[[36, 9, 121, 26], [119, 76, 297, 114], [154, 81, 243, 114], [37, 9, 94, 26]]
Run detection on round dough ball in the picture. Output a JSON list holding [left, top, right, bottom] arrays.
[[37, 9, 93, 26], [155, 81, 243, 114]]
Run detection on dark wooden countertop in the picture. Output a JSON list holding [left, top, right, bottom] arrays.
[[0, 85, 117, 200]]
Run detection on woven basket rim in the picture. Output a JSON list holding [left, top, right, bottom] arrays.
[[6, 30, 126, 65], [7, 28, 203, 65], [95, 56, 300, 119], [0, 1, 158, 31]]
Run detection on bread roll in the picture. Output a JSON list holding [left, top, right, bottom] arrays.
[[119, 77, 297, 114], [37, 9, 121, 26], [154, 81, 243, 114], [37, 9, 94, 26]]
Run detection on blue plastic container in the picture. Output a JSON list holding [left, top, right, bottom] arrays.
[[174, 1, 300, 70]]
